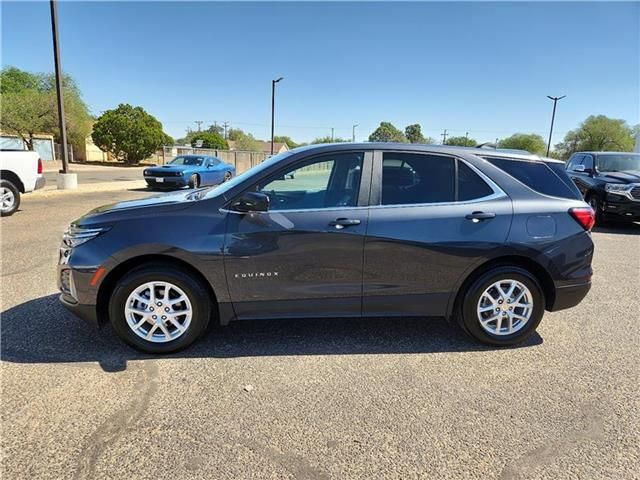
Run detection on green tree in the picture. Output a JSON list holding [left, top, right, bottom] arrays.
[[368, 122, 408, 143], [92, 104, 171, 164], [0, 66, 92, 151], [311, 136, 348, 144], [273, 135, 299, 148], [555, 115, 635, 160], [404, 124, 428, 143], [498, 133, 546, 155], [188, 131, 228, 150], [226, 128, 260, 151], [445, 135, 478, 147]]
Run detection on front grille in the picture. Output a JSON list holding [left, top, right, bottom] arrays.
[[146, 170, 182, 177], [631, 186, 640, 200]]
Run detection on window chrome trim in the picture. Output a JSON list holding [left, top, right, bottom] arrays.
[[220, 155, 507, 214]]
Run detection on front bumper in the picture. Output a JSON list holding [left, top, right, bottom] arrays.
[[603, 194, 640, 222], [59, 293, 100, 328], [144, 176, 188, 188], [549, 281, 591, 312]]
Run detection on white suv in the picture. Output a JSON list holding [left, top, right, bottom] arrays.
[[0, 149, 46, 216]]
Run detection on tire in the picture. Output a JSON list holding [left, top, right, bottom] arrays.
[[188, 174, 200, 189], [109, 264, 211, 354], [456, 266, 544, 346], [586, 194, 605, 226], [223, 171, 232, 182], [0, 180, 20, 217]]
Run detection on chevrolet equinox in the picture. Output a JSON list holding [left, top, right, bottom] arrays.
[[59, 144, 595, 353]]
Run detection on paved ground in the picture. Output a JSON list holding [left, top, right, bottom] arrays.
[[43, 164, 146, 186], [1, 190, 639, 479]]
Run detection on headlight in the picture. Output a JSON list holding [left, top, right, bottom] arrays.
[[62, 225, 109, 248], [144, 169, 150, 175], [605, 184, 631, 193]]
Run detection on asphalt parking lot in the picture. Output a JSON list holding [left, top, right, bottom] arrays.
[[1, 189, 639, 479]]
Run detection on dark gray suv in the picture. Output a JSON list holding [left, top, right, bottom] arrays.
[[58, 144, 595, 353]]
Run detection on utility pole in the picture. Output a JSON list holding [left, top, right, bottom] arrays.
[[49, 0, 69, 174], [546, 95, 566, 156], [331, 128, 334, 142], [271, 77, 283, 155], [195, 120, 203, 132], [441, 129, 448, 144], [352, 124, 358, 142], [465, 132, 469, 141], [223, 121, 229, 139]]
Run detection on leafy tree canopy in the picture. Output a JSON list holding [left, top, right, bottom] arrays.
[[368, 122, 408, 143], [187, 131, 228, 150], [273, 135, 299, 148], [311, 136, 349, 144], [404, 124, 428, 143], [0, 66, 92, 151], [555, 115, 635, 160], [498, 133, 547, 155], [92, 104, 172, 164], [445, 136, 478, 147]]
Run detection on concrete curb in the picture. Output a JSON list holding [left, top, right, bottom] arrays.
[[32, 180, 148, 197]]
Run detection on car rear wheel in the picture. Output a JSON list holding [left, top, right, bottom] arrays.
[[188, 174, 200, 189], [109, 264, 211, 353], [457, 266, 544, 346], [0, 180, 20, 217]]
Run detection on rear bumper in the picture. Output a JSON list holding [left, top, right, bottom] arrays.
[[59, 293, 100, 328], [34, 176, 46, 190], [549, 281, 591, 312]]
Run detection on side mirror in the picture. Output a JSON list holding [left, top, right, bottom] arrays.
[[574, 165, 586, 173], [229, 191, 270, 213]]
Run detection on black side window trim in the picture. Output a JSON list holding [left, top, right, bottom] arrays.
[[370, 150, 501, 206]]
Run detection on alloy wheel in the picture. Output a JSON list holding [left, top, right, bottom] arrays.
[[124, 281, 193, 343], [476, 279, 533, 335], [1, 187, 15, 213]]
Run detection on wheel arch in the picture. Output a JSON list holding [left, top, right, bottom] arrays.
[[447, 255, 555, 320], [0, 170, 25, 193], [97, 254, 220, 327]]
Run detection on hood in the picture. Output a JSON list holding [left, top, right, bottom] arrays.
[[75, 189, 209, 226], [598, 170, 640, 184], [146, 164, 194, 173]]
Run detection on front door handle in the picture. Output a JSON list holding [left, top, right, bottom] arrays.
[[465, 211, 496, 222], [329, 218, 361, 229]]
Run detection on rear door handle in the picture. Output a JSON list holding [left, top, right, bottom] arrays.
[[329, 218, 361, 229], [465, 211, 496, 222]]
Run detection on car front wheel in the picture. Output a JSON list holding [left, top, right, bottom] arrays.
[[457, 266, 544, 346], [0, 180, 20, 217], [188, 174, 200, 189], [109, 264, 211, 353], [223, 171, 232, 182]]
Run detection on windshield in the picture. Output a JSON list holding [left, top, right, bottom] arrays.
[[203, 151, 295, 199], [170, 156, 204, 166], [597, 153, 640, 172]]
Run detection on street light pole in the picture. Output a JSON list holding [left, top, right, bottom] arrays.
[[270, 77, 283, 155], [49, 0, 69, 174], [546, 95, 566, 156], [352, 124, 358, 142]]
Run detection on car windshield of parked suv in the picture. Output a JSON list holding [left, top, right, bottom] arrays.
[[596, 153, 640, 172], [169, 156, 204, 166]]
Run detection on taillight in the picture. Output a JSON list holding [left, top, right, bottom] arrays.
[[37, 158, 43, 174], [569, 207, 595, 231]]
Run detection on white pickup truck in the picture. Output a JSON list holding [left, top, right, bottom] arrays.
[[0, 149, 46, 216]]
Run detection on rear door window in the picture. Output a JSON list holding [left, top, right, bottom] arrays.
[[484, 157, 581, 200], [457, 161, 494, 201]]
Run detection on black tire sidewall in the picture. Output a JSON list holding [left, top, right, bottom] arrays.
[[189, 174, 199, 188], [109, 266, 211, 354], [460, 267, 544, 346], [587, 195, 605, 225], [0, 180, 20, 216]]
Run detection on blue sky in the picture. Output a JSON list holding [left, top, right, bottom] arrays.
[[2, 1, 639, 145]]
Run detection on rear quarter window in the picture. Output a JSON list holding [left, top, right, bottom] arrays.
[[483, 157, 582, 200]]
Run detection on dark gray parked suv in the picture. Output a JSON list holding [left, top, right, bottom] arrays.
[[58, 144, 595, 353]]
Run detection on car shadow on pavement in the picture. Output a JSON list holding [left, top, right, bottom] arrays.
[[593, 222, 640, 235], [1, 294, 542, 372]]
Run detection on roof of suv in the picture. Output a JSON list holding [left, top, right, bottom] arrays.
[[289, 142, 557, 163], [572, 151, 640, 156]]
